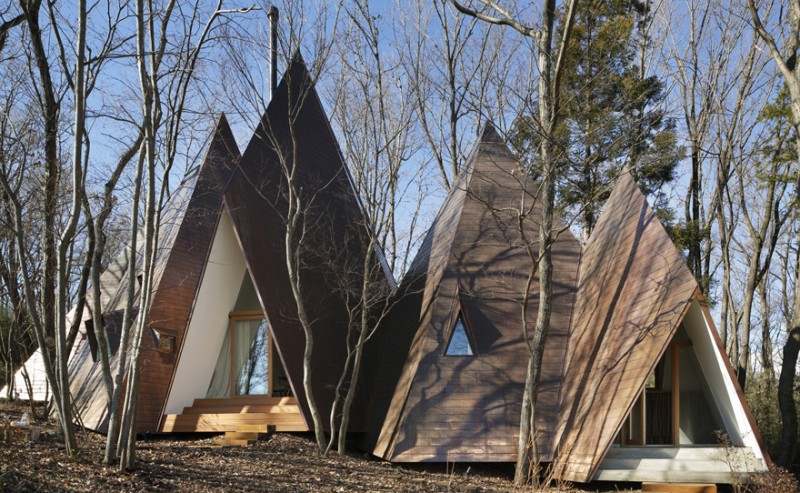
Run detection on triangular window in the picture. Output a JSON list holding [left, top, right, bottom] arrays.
[[445, 314, 474, 356]]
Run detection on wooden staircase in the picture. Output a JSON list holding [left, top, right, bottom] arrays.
[[161, 396, 308, 445]]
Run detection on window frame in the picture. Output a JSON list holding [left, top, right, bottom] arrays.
[[228, 310, 274, 396], [443, 300, 477, 357]]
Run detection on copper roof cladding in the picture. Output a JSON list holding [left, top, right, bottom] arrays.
[[373, 124, 581, 462], [551, 172, 698, 481], [223, 53, 392, 433], [67, 115, 241, 432]]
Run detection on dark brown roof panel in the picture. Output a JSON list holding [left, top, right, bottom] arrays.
[[375, 124, 581, 462], [224, 54, 390, 433], [68, 115, 241, 432]]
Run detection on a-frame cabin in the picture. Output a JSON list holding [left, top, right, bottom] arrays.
[[8, 54, 394, 444], [373, 125, 582, 462], [551, 173, 768, 483], [373, 128, 769, 483], [66, 112, 241, 432], [5, 54, 770, 486], [159, 53, 394, 443]]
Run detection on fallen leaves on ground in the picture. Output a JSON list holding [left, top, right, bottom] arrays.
[[0, 401, 632, 492]]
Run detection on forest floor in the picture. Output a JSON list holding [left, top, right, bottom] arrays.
[[0, 400, 640, 492]]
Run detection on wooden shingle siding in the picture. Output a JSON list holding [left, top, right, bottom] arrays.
[[139, 115, 241, 432], [66, 115, 240, 433], [552, 173, 698, 482], [375, 125, 581, 463]]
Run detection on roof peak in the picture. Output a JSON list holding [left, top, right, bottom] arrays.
[[478, 121, 503, 144]]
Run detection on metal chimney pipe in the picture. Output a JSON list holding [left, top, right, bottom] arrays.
[[268, 6, 279, 100]]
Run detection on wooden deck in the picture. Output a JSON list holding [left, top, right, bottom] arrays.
[[161, 396, 308, 440]]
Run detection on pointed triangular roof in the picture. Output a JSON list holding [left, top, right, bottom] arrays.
[[65, 114, 241, 432], [550, 172, 756, 481], [372, 124, 581, 462], [223, 53, 390, 432]]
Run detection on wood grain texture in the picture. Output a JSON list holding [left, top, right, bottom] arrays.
[[374, 125, 581, 462], [551, 172, 698, 482], [66, 115, 240, 432]]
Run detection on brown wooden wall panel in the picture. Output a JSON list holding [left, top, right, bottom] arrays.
[[224, 54, 392, 435], [551, 172, 698, 482], [375, 125, 581, 463], [136, 115, 241, 432]]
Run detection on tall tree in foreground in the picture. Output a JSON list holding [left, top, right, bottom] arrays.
[[0, 0, 94, 456], [323, 0, 425, 454], [115, 0, 252, 470], [511, 0, 680, 239], [747, 0, 800, 468], [450, 0, 577, 485]]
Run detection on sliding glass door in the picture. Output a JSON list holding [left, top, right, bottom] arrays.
[[231, 318, 269, 395], [207, 312, 270, 397]]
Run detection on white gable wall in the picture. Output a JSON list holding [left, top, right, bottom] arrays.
[[1, 348, 50, 402], [163, 209, 247, 415], [2, 306, 85, 403], [595, 301, 768, 482], [685, 301, 765, 463]]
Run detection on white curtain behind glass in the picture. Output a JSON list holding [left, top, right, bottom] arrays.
[[206, 319, 269, 397], [206, 328, 231, 397], [236, 319, 268, 395]]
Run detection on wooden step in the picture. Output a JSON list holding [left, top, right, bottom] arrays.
[[223, 431, 260, 440], [192, 396, 296, 407], [161, 395, 307, 434], [220, 438, 254, 447], [217, 431, 260, 447], [181, 404, 301, 415], [161, 412, 308, 433]]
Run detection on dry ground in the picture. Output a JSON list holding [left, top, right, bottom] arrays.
[[0, 400, 637, 492]]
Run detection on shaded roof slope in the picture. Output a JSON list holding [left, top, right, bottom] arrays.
[[224, 54, 391, 433], [374, 125, 581, 462], [552, 172, 698, 481]]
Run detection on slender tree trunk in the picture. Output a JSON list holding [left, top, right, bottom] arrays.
[[776, 136, 800, 467], [104, 151, 144, 464], [738, 264, 758, 389], [20, 0, 78, 454], [286, 206, 327, 451], [336, 240, 376, 454], [54, 0, 88, 458], [117, 0, 159, 470], [514, 1, 569, 481], [777, 235, 800, 466], [758, 280, 774, 383]]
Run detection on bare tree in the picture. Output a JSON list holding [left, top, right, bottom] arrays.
[[399, 0, 514, 190], [113, 1, 256, 470], [319, 0, 427, 455], [450, 0, 577, 485], [217, 1, 347, 453], [0, 0, 95, 456], [747, 0, 800, 467]]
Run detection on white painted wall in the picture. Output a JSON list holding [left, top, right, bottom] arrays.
[[1, 348, 50, 402], [2, 306, 84, 403], [163, 209, 248, 415], [685, 301, 767, 465]]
